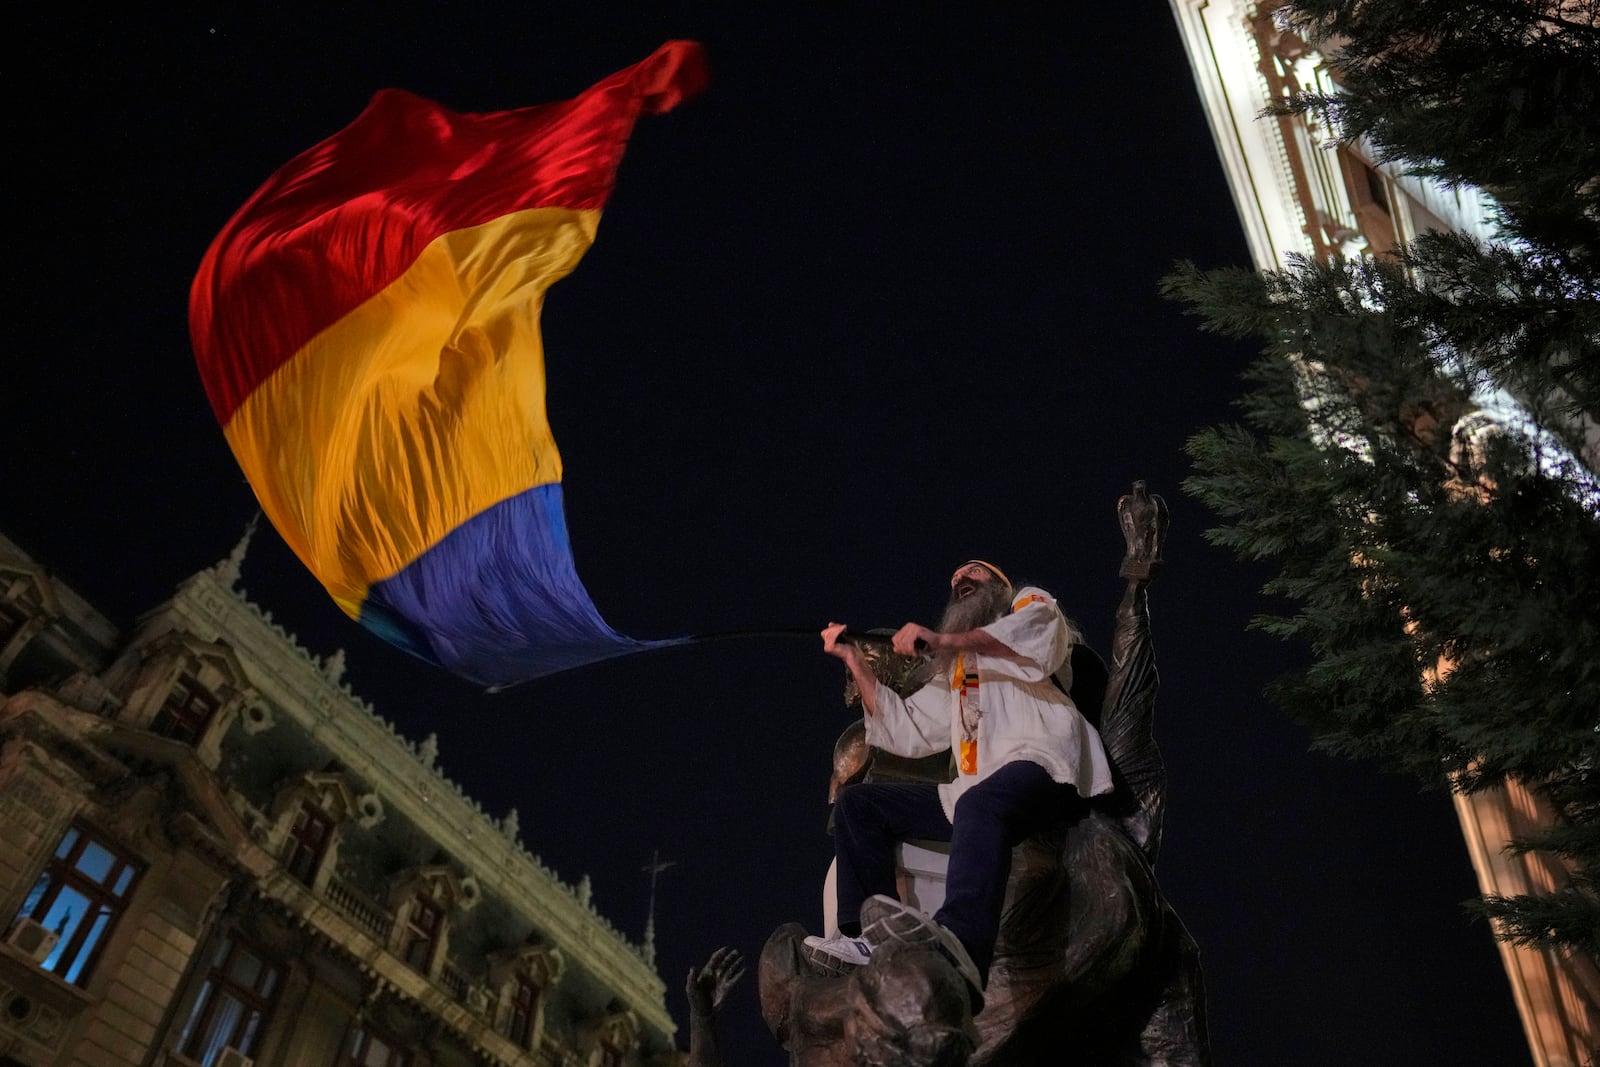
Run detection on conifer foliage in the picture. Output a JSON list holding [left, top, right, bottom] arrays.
[[1165, 1, 1600, 959]]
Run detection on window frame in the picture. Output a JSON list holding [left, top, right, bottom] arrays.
[[345, 1022, 411, 1067], [10, 823, 143, 986], [0, 595, 30, 646], [151, 674, 223, 744], [281, 801, 334, 886], [506, 972, 539, 1047], [176, 932, 284, 1066], [398, 892, 442, 973]]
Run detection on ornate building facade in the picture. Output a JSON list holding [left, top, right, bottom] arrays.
[[1167, 4, 1600, 1065], [0, 529, 679, 1067]]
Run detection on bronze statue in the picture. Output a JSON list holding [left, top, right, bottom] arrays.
[[759, 482, 1211, 1066], [686, 945, 745, 1067]]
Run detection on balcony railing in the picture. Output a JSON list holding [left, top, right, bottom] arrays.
[[439, 961, 470, 1002], [325, 877, 395, 942], [317, 878, 492, 1020]]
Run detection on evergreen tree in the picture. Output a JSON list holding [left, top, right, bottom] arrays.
[[1165, 1, 1600, 960]]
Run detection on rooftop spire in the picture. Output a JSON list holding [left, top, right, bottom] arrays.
[[213, 511, 261, 589], [641, 849, 676, 968]]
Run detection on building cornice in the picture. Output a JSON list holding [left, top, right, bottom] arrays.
[[1168, 0, 1312, 269]]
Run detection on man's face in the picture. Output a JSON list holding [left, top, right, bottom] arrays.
[[949, 563, 997, 601]]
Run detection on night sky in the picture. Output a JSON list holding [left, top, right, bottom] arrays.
[[8, 5, 1531, 1063]]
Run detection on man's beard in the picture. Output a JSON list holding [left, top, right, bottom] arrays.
[[937, 580, 1011, 636]]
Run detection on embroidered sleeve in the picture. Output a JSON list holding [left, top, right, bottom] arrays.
[[980, 586, 1071, 681]]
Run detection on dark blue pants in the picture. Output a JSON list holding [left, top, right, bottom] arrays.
[[831, 759, 1084, 980]]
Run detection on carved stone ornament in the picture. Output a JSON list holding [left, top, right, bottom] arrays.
[[596, 1006, 641, 1056], [239, 700, 274, 735], [489, 942, 566, 990], [389, 864, 478, 915]]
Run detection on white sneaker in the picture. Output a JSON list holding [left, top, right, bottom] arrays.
[[801, 933, 873, 967]]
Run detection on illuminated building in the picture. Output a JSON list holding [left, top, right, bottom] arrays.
[[1166, 4, 1600, 1064], [0, 529, 679, 1067]]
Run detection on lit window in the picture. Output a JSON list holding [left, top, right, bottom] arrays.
[[399, 894, 442, 973], [177, 934, 283, 1067], [347, 1025, 410, 1067], [282, 802, 333, 886], [152, 676, 222, 744], [10, 824, 141, 985]]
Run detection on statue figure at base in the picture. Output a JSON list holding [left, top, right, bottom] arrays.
[[686, 946, 744, 1067], [759, 482, 1211, 1066]]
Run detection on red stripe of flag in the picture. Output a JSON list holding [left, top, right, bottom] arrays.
[[190, 40, 707, 424]]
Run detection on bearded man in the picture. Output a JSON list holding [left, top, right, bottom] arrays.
[[812, 560, 1113, 1006]]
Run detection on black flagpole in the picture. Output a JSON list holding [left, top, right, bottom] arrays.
[[482, 627, 918, 694]]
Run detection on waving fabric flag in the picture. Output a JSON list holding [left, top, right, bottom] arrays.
[[190, 41, 707, 687]]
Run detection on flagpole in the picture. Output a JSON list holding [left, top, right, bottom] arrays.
[[482, 628, 921, 694]]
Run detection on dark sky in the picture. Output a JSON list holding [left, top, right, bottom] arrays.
[[7, 5, 1530, 1063]]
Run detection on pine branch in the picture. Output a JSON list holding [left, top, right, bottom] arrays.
[[1471, 887, 1600, 960]]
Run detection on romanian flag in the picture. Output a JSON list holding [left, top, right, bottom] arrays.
[[190, 42, 706, 687]]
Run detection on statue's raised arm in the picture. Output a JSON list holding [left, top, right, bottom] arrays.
[[1100, 478, 1172, 862]]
